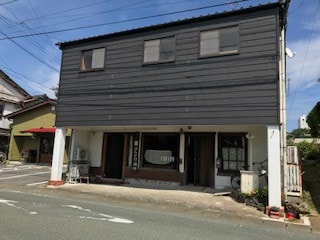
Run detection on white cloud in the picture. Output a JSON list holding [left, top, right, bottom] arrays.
[[286, 36, 320, 89], [25, 68, 59, 99], [285, 34, 320, 130]]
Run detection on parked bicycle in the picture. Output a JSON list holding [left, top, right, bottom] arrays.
[[230, 159, 268, 190], [0, 151, 7, 164], [253, 158, 268, 183]]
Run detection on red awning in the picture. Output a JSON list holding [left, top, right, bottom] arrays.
[[20, 127, 56, 133]]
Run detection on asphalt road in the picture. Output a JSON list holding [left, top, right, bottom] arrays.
[[0, 164, 319, 240], [0, 164, 51, 186], [1, 188, 319, 240]]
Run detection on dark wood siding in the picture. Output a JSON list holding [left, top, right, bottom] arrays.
[[56, 7, 280, 127]]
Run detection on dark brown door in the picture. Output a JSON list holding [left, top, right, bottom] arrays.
[[104, 133, 124, 179], [186, 134, 214, 187], [39, 136, 54, 164]]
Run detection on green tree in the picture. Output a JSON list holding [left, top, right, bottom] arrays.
[[290, 128, 310, 138], [296, 141, 320, 160], [307, 103, 320, 138]]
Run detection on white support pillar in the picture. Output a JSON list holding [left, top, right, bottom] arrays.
[[267, 125, 282, 207], [49, 127, 67, 186], [248, 138, 253, 171], [179, 133, 185, 173]]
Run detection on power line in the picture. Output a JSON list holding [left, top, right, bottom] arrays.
[[0, 62, 55, 92], [0, 5, 61, 65], [20, 0, 150, 35], [21, 0, 196, 23], [27, 0, 61, 63], [287, 0, 320, 119], [22, 0, 112, 23], [0, 28, 59, 72], [289, 0, 305, 13], [0, 0, 248, 41], [0, 0, 18, 6]]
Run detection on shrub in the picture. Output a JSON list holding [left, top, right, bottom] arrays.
[[296, 141, 320, 160]]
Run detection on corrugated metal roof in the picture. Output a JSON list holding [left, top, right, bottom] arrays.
[[58, 1, 285, 48]]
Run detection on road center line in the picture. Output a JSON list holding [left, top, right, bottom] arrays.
[[0, 171, 50, 180]]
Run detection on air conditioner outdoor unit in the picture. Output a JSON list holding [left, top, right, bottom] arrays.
[[69, 163, 89, 178], [72, 148, 88, 161]]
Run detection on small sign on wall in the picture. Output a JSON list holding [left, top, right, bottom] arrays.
[[132, 140, 139, 172]]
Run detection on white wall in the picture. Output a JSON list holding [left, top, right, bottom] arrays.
[[0, 102, 16, 129], [89, 131, 103, 167], [0, 77, 27, 103], [71, 125, 268, 189], [71, 129, 90, 160], [213, 125, 267, 189], [71, 129, 103, 167]]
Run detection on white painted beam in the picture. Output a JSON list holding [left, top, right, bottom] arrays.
[[267, 126, 281, 207], [49, 127, 66, 185], [179, 133, 185, 173]]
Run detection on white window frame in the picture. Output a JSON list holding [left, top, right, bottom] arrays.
[[200, 26, 239, 57], [143, 36, 175, 64], [80, 48, 105, 71]]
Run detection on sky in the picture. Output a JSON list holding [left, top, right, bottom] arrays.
[[0, 0, 318, 132]]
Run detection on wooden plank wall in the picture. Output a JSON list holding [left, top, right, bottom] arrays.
[[56, 7, 280, 127]]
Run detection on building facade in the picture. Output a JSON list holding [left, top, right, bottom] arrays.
[[50, 1, 290, 207], [0, 70, 30, 153], [6, 99, 58, 164], [298, 115, 310, 129]]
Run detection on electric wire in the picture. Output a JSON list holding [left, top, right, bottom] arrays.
[[0, 0, 18, 6], [287, 0, 320, 119], [0, 6, 61, 67], [0, 0, 248, 41], [0, 62, 55, 92]]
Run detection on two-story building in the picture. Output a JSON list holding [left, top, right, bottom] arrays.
[[0, 70, 31, 153], [50, 1, 290, 208]]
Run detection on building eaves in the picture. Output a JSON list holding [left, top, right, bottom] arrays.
[[5, 99, 56, 119], [0, 70, 30, 99], [57, 1, 287, 49]]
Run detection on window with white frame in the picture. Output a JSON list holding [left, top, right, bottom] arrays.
[[200, 26, 239, 57], [144, 36, 175, 63], [80, 48, 105, 70], [218, 133, 247, 173]]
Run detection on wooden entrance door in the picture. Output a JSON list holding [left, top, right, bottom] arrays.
[[104, 133, 125, 179], [39, 136, 54, 164], [186, 134, 214, 187]]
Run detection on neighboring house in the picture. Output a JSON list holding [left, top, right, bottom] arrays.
[[50, 1, 290, 208], [298, 115, 310, 129], [0, 70, 30, 152], [6, 97, 60, 164]]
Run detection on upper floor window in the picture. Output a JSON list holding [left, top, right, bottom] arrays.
[[144, 36, 175, 63], [200, 26, 239, 57], [81, 48, 105, 71]]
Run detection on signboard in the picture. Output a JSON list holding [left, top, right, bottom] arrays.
[[132, 140, 139, 172]]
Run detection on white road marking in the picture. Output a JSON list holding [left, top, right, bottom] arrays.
[[62, 204, 134, 224], [0, 166, 33, 173], [0, 165, 51, 173], [0, 171, 50, 180], [0, 199, 17, 207], [62, 205, 92, 212], [26, 181, 48, 186], [108, 218, 134, 224]]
